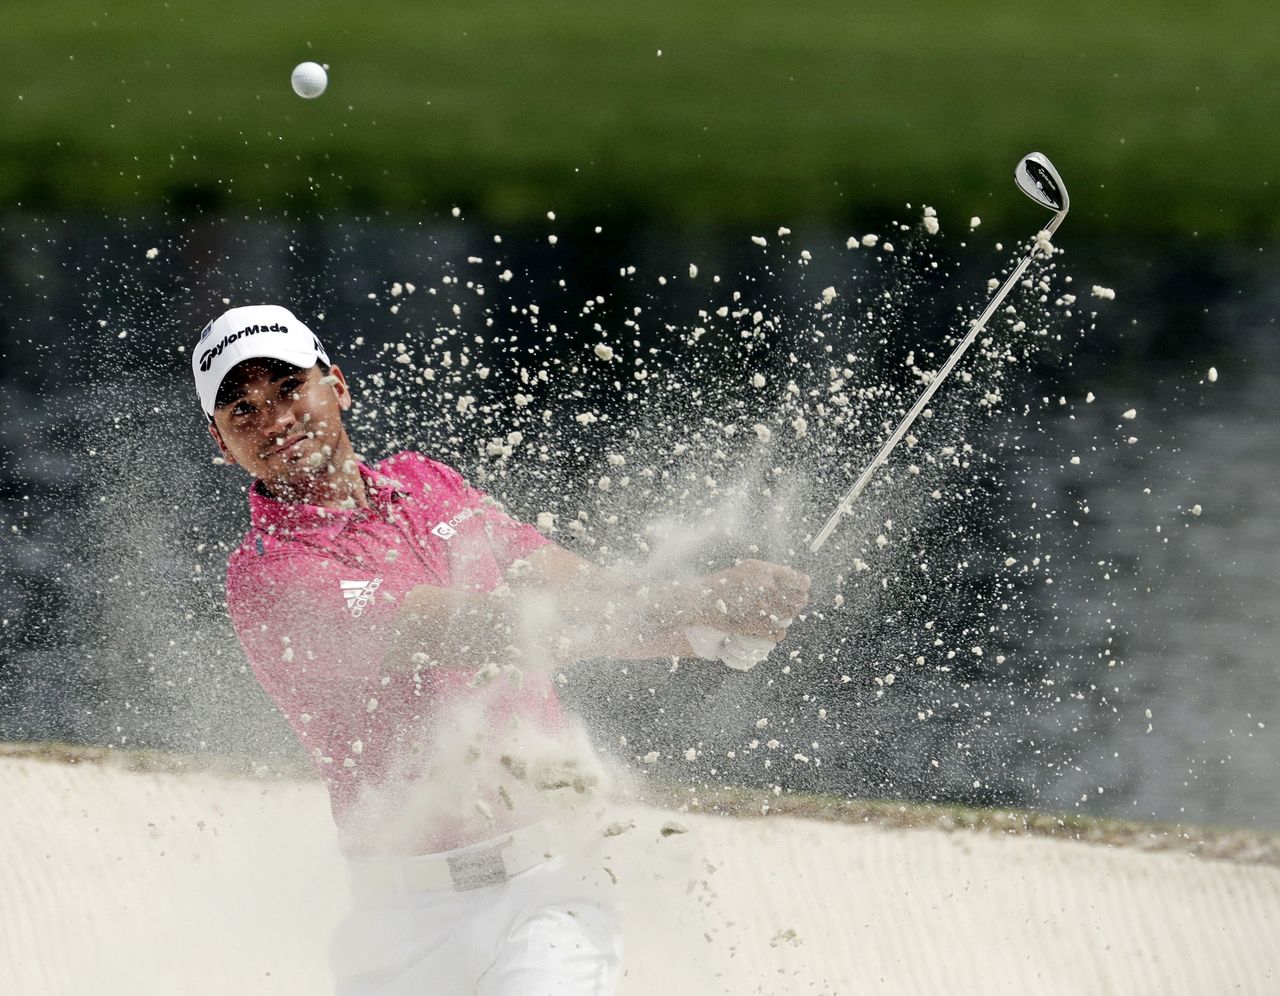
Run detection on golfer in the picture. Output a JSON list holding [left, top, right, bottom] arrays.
[[193, 304, 810, 995]]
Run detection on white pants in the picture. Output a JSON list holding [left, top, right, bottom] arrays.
[[331, 838, 622, 995]]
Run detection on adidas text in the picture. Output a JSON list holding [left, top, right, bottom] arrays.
[[340, 577, 383, 617]]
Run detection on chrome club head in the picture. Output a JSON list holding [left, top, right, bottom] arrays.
[[1015, 152, 1069, 215]]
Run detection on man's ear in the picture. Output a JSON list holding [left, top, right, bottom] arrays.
[[328, 365, 353, 412], [208, 422, 236, 465]]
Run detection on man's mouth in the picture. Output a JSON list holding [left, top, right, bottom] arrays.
[[269, 434, 309, 458]]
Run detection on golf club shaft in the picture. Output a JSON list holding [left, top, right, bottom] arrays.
[[807, 211, 1066, 554]]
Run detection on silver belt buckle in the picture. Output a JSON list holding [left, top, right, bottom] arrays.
[[446, 839, 510, 891]]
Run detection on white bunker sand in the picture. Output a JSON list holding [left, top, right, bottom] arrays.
[[4, 752, 1279, 995]]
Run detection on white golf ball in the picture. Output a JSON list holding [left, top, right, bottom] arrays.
[[291, 62, 328, 99]]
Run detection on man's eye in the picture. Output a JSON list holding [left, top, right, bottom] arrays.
[[232, 403, 252, 416], [282, 379, 302, 395]]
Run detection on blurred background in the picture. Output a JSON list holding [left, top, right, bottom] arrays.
[[0, 0, 1276, 832]]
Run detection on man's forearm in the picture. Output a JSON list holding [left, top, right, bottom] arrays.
[[381, 546, 811, 674], [383, 574, 699, 673], [383, 585, 514, 673], [531, 570, 702, 661]]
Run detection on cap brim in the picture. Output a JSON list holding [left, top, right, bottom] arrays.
[[197, 337, 327, 418]]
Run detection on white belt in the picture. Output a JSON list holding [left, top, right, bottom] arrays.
[[348, 824, 556, 896]]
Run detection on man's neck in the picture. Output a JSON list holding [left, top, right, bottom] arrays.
[[261, 441, 371, 510]]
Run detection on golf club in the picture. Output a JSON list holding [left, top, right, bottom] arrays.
[[808, 151, 1070, 554], [704, 152, 1070, 667]]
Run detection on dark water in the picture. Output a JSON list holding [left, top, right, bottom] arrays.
[[0, 212, 1274, 830]]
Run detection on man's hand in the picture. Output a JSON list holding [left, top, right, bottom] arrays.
[[696, 559, 811, 641]]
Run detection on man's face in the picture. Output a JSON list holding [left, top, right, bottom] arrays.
[[208, 360, 353, 489]]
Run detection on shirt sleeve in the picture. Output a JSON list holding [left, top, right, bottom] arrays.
[[421, 459, 552, 570]]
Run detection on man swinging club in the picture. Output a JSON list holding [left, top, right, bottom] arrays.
[[193, 304, 810, 995]]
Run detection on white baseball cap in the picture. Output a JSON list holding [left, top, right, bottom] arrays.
[[192, 304, 331, 419]]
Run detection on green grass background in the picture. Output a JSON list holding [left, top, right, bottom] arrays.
[[1, 0, 1277, 236]]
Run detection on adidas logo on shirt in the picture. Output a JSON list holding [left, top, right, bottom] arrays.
[[340, 578, 382, 618]]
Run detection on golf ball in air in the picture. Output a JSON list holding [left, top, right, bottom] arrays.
[[291, 62, 328, 99]]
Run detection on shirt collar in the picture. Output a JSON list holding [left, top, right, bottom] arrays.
[[247, 461, 410, 538]]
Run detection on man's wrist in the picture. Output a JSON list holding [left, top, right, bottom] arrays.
[[642, 577, 709, 633]]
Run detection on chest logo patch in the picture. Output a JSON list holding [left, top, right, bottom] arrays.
[[340, 577, 383, 617], [431, 507, 475, 540]]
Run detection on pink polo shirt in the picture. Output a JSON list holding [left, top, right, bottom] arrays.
[[225, 451, 561, 856]]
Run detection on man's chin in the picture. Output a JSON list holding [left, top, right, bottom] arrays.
[[260, 458, 329, 494]]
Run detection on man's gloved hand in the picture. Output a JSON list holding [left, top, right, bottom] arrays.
[[683, 624, 780, 672]]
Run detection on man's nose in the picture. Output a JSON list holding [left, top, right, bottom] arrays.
[[264, 398, 297, 437]]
